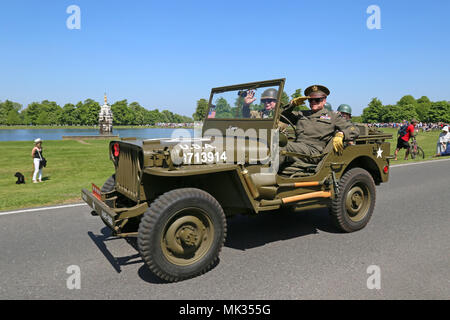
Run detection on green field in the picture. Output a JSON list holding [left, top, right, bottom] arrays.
[[0, 139, 114, 211], [0, 128, 444, 211], [379, 127, 441, 162]]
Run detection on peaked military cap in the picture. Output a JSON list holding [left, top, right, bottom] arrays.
[[304, 85, 330, 98]]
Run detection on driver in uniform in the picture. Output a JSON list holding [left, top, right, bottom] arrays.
[[280, 85, 360, 164]]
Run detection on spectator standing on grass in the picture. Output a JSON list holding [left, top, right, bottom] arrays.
[[31, 138, 44, 183]]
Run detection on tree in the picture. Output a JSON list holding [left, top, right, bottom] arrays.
[[281, 91, 290, 105], [146, 109, 162, 124], [429, 101, 450, 123], [36, 111, 49, 125], [77, 99, 100, 125], [416, 96, 430, 105], [397, 95, 417, 107], [361, 98, 385, 123], [111, 100, 133, 125], [0, 100, 22, 125], [61, 103, 77, 125], [193, 99, 209, 121], [415, 96, 432, 123], [6, 109, 22, 125], [40, 100, 63, 125], [23, 102, 42, 125], [129, 102, 146, 125], [162, 110, 175, 123], [214, 97, 232, 119]]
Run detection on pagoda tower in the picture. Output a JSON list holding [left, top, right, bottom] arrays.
[[99, 93, 113, 134]]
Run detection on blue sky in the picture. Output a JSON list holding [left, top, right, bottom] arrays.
[[0, 0, 449, 116]]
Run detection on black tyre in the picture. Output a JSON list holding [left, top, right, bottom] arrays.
[[138, 188, 227, 282], [416, 147, 425, 159], [101, 174, 116, 208], [331, 168, 376, 233], [101, 174, 115, 193]]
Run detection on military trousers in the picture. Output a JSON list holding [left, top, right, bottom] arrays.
[[280, 141, 324, 165]]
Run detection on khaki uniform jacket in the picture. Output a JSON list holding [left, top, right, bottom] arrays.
[[281, 108, 360, 152]]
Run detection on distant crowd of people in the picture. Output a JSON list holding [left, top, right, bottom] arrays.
[[154, 122, 194, 128], [367, 122, 448, 132]]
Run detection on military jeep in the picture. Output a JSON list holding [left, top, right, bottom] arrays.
[[81, 78, 392, 282]]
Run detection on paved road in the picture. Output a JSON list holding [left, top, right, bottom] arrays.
[[1, 160, 449, 299]]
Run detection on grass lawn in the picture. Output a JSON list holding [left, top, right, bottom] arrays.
[[0, 127, 445, 211], [378, 127, 441, 164], [0, 139, 114, 211]]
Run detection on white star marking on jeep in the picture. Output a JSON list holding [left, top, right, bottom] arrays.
[[377, 148, 383, 158]]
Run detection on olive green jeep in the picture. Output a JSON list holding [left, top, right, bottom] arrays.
[[81, 79, 392, 282]]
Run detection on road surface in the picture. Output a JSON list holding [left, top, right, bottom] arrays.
[[1, 159, 449, 299]]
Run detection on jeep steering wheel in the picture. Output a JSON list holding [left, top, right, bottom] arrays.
[[280, 113, 298, 141]]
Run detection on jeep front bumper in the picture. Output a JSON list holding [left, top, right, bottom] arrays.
[[81, 188, 118, 230], [81, 188, 149, 237]]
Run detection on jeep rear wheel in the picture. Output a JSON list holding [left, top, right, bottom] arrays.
[[138, 188, 227, 282], [331, 168, 376, 233]]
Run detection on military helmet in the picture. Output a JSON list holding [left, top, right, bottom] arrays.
[[261, 88, 278, 101], [324, 102, 333, 111], [337, 104, 352, 114]]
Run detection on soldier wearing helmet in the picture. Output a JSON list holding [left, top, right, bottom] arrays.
[[324, 102, 333, 112], [242, 88, 278, 119], [337, 104, 352, 120]]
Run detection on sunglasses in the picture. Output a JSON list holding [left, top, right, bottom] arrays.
[[308, 98, 324, 103], [262, 99, 276, 104]]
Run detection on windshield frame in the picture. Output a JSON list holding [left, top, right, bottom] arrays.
[[204, 78, 286, 124]]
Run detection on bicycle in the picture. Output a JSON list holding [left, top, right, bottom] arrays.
[[409, 137, 425, 159]]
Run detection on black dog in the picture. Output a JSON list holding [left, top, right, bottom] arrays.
[[15, 172, 25, 184]]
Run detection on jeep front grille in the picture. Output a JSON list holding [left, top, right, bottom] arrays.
[[115, 145, 142, 201]]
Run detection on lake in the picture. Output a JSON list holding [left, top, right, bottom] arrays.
[[0, 128, 196, 142]]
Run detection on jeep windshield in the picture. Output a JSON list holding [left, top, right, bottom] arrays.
[[206, 81, 284, 120]]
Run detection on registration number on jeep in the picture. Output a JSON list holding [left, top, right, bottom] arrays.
[[182, 151, 227, 164]]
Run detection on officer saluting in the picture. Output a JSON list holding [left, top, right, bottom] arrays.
[[281, 85, 360, 164]]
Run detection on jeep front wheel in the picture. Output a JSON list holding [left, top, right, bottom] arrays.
[[137, 188, 227, 282], [331, 168, 376, 233]]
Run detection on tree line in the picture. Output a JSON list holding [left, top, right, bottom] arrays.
[[2, 93, 448, 126], [361, 95, 450, 123], [0, 99, 193, 126]]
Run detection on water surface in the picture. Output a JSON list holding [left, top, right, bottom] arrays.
[[0, 128, 195, 142]]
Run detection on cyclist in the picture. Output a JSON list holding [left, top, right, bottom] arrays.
[[394, 119, 418, 160]]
